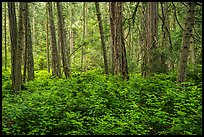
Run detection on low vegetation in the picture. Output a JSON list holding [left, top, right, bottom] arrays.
[[2, 68, 202, 135]]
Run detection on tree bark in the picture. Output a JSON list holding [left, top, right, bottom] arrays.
[[48, 2, 61, 77], [57, 2, 70, 78], [8, 2, 22, 92], [141, 2, 147, 77], [95, 2, 109, 75], [69, 2, 75, 68], [25, 3, 34, 81], [146, 2, 160, 76], [109, 2, 115, 74], [110, 2, 129, 80], [177, 2, 196, 82], [81, 2, 87, 72], [46, 3, 50, 73], [4, 3, 7, 70]]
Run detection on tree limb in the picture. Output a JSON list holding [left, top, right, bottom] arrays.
[[172, 2, 184, 31]]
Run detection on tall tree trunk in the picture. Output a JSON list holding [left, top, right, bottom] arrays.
[[25, 3, 34, 81], [4, 3, 7, 70], [110, 2, 120, 75], [177, 2, 196, 82], [160, 2, 169, 73], [46, 3, 50, 73], [95, 2, 109, 75], [81, 2, 87, 72], [8, 2, 22, 92], [110, 2, 129, 80], [146, 2, 160, 76], [48, 2, 61, 77], [57, 2, 70, 78], [109, 2, 115, 74], [119, 3, 129, 80], [141, 2, 147, 77], [23, 3, 27, 83], [69, 2, 74, 67]]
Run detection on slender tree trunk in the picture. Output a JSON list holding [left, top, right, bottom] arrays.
[[46, 3, 50, 73], [70, 2, 74, 67], [109, 2, 115, 74], [25, 3, 34, 81], [141, 2, 147, 77], [81, 2, 87, 72], [23, 3, 27, 83], [57, 2, 70, 78], [119, 3, 129, 80], [4, 3, 7, 70], [95, 2, 109, 75], [110, 2, 120, 75], [177, 2, 196, 82], [48, 2, 61, 77]]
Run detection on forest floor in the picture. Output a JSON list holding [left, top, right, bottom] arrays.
[[2, 68, 202, 135]]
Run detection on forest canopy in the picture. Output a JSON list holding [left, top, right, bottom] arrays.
[[2, 2, 202, 135]]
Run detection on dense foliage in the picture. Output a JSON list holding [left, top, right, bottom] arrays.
[[2, 68, 202, 135]]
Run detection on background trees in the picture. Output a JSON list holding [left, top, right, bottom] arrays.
[[3, 2, 202, 91]]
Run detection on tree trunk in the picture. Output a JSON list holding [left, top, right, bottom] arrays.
[[189, 29, 196, 65], [95, 2, 109, 75], [110, 2, 129, 80], [109, 2, 115, 74], [57, 2, 70, 78], [146, 2, 160, 76], [25, 3, 34, 81], [4, 3, 7, 70], [8, 2, 22, 92], [141, 2, 147, 77], [110, 2, 120, 75], [46, 3, 50, 73], [81, 2, 87, 72], [48, 2, 61, 77], [69, 2, 74, 67], [177, 2, 196, 82]]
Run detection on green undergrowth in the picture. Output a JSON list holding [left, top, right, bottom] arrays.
[[2, 68, 202, 135]]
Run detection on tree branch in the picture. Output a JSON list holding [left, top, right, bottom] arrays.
[[124, 2, 140, 40], [172, 2, 184, 31]]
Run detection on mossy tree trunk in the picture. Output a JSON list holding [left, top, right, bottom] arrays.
[[177, 2, 196, 82]]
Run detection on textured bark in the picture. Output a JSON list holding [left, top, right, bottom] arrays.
[[23, 3, 27, 83], [95, 2, 109, 75], [189, 30, 196, 65], [109, 2, 115, 74], [110, 2, 120, 75], [57, 2, 70, 78], [4, 3, 7, 70], [110, 2, 129, 80], [46, 3, 50, 73], [48, 2, 61, 77], [177, 2, 196, 82], [70, 2, 75, 67], [25, 3, 34, 81], [119, 3, 129, 80], [81, 2, 87, 72], [146, 2, 159, 76], [8, 2, 22, 92], [141, 2, 147, 77]]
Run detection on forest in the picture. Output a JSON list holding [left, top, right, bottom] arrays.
[[2, 2, 202, 135]]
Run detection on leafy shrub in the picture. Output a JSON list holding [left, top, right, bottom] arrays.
[[2, 69, 202, 135]]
